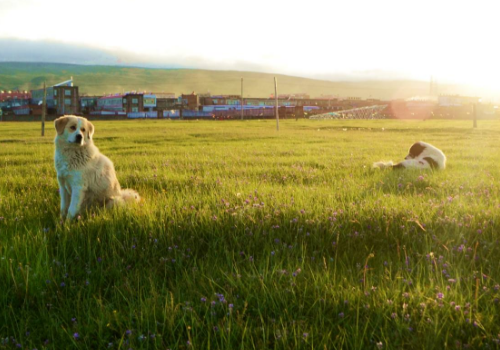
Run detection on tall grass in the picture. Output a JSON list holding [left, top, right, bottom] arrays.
[[1, 119, 500, 349]]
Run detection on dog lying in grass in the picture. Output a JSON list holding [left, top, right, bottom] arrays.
[[373, 141, 446, 170], [54, 115, 140, 220]]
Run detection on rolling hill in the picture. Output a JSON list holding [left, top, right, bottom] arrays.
[[0, 62, 472, 100]]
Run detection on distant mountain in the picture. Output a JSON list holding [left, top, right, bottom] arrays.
[[0, 62, 472, 100]]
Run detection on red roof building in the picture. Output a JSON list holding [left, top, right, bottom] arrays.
[[0, 90, 31, 102]]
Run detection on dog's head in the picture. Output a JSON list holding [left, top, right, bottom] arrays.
[[54, 115, 94, 146], [405, 142, 426, 160]]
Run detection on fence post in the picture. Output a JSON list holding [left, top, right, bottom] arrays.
[[241, 78, 244, 120], [274, 77, 279, 131], [41, 82, 46, 136]]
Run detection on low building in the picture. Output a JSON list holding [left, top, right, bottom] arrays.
[[198, 94, 376, 113], [0, 90, 31, 102], [199, 95, 240, 106], [388, 97, 437, 119], [97, 94, 126, 113], [96, 92, 158, 117], [80, 96, 101, 114], [438, 95, 480, 107], [155, 93, 177, 114], [0, 90, 31, 111], [278, 93, 310, 99]]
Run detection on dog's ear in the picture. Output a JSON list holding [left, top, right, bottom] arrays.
[[54, 116, 69, 135], [87, 120, 95, 139], [408, 142, 426, 158]]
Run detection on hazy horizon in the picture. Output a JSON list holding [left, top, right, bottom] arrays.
[[1, 0, 498, 97]]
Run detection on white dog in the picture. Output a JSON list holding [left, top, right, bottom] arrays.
[[373, 141, 446, 170], [54, 115, 140, 220]]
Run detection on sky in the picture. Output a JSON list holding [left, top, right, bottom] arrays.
[[0, 0, 498, 93]]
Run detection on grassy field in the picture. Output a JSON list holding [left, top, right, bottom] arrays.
[[0, 62, 468, 100], [1, 119, 500, 349]]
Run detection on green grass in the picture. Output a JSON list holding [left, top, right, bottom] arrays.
[[1, 119, 500, 349], [0, 62, 468, 99]]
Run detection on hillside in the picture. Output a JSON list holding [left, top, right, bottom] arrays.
[[0, 62, 469, 100]]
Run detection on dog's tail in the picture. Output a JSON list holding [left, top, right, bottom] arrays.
[[107, 189, 141, 208], [372, 161, 394, 169]]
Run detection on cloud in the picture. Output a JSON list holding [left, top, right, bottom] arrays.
[[0, 0, 31, 13], [0, 38, 410, 81], [0, 38, 121, 65]]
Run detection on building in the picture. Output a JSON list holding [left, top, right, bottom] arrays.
[[155, 93, 177, 114], [80, 96, 101, 114], [95, 92, 158, 117], [31, 79, 80, 115], [181, 92, 199, 110], [278, 93, 310, 99], [388, 98, 437, 119], [199, 95, 240, 106], [96, 94, 126, 113], [123, 93, 145, 113], [53, 85, 79, 115], [0, 90, 31, 102], [97, 93, 149, 113], [432, 95, 480, 119], [197, 94, 381, 116], [0, 90, 31, 111], [438, 95, 480, 107]]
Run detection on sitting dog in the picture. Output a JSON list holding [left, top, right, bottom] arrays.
[[373, 141, 446, 170], [54, 115, 140, 220]]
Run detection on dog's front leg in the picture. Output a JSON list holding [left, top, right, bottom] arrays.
[[67, 186, 85, 220], [58, 177, 70, 219]]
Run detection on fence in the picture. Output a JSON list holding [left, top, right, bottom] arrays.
[[14, 108, 30, 115], [91, 111, 127, 116], [127, 111, 158, 119]]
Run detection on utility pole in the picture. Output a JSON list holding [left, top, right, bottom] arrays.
[[241, 78, 244, 120], [473, 103, 478, 128], [274, 77, 279, 131], [41, 82, 46, 136]]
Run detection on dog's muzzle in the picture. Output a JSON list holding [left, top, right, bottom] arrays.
[[75, 134, 83, 144]]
